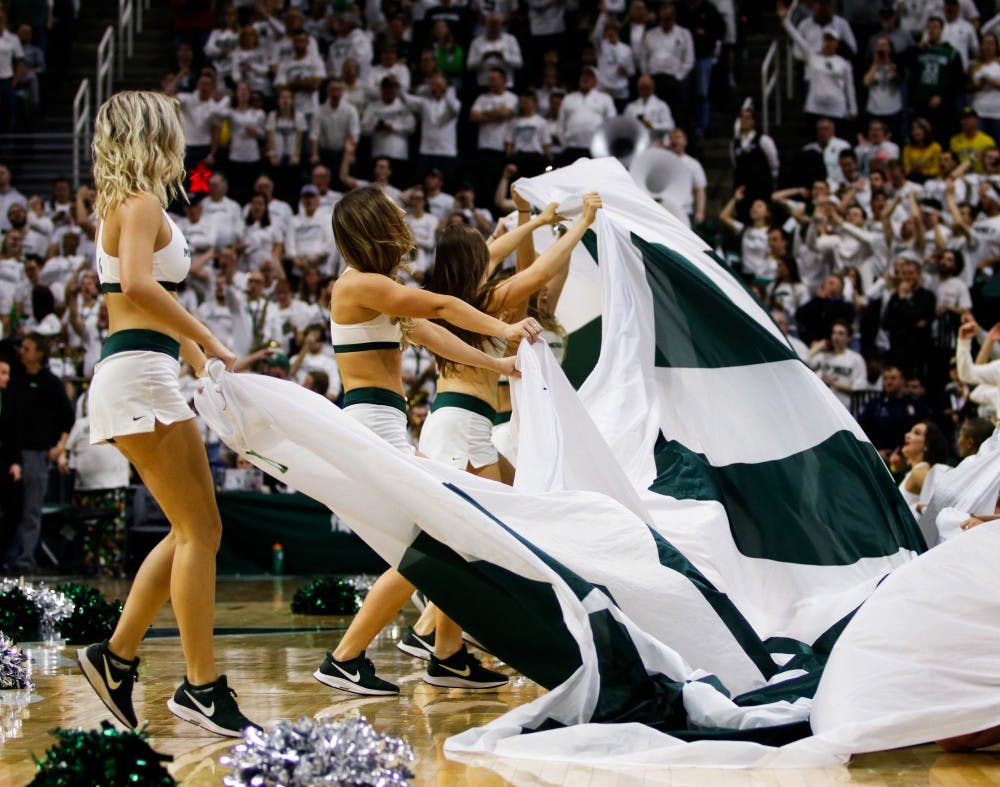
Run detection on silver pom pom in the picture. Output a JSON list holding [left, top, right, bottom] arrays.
[[0, 578, 73, 640], [0, 633, 34, 690], [221, 713, 415, 786]]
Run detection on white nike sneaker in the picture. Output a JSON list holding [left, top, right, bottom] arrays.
[[166, 675, 260, 737], [423, 645, 508, 689], [313, 650, 399, 695]]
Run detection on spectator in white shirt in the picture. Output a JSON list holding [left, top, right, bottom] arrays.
[[365, 44, 411, 98], [937, 0, 979, 70], [470, 67, 518, 203], [231, 25, 273, 101], [525, 0, 567, 74], [361, 76, 416, 184], [0, 165, 24, 233], [780, 10, 857, 123], [339, 149, 405, 205], [308, 165, 342, 213], [641, 4, 694, 125], [807, 319, 867, 409], [0, 8, 23, 136], [804, 117, 853, 185], [558, 66, 616, 166], [286, 184, 338, 276], [202, 173, 245, 251], [266, 88, 308, 205], [856, 118, 901, 176], [326, 13, 373, 80], [309, 78, 360, 176], [625, 74, 675, 142], [404, 187, 439, 284], [665, 128, 708, 223], [274, 28, 327, 121], [179, 73, 225, 170], [221, 81, 266, 204], [506, 89, 552, 177], [467, 13, 523, 87], [788, 0, 858, 60], [291, 324, 342, 396], [205, 6, 241, 88], [421, 168, 455, 219], [595, 18, 635, 111], [270, 278, 323, 354], [400, 74, 462, 183]]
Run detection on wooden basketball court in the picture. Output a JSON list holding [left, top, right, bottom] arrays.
[[1, 577, 997, 785]]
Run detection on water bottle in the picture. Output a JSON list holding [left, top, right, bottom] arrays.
[[272, 542, 284, 576]]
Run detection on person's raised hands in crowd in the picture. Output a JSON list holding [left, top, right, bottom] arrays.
[[958, 320, 980, 341]]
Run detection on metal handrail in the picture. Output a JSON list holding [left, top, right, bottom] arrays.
[[96, 26, 114, 110], [761, 40, 781, 135], [118, 0, 134, 80], [72, 80, 92, 189]]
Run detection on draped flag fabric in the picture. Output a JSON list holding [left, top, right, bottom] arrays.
[[194, 158, 996, 770]]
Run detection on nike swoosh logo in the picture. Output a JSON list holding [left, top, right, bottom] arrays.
[[103, 654, 122, 689], [333, 663, 360, 682], [132, 415, 144, 421], [184, 690, 215, 716], [439, 663, 472, 677]]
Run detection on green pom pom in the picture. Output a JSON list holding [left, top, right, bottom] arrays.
[[54, 584, 123, 645], [30, 721, 175, 786], [290, 577, 363, 615], [0, 587, 41, 642]]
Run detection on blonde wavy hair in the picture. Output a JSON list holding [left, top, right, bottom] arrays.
[[92, 91, 186, 218]]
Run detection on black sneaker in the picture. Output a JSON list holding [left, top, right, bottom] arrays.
[[77, 641, 140, 729], [166, 675, 260, 738], [423, 645, 508, 689], [313, 651, 399, 696], [396, 626, 435, 661]]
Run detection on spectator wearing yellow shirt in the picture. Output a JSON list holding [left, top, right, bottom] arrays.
[[950, 107, 997, 173], [903, 117, 942, 180]]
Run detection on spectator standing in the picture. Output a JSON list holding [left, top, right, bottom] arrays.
[[859, 365, 933, 459], [862, 36, 904, 143], [807, 319, 867, 409], [179, 73, 225, 171], [0, 164, 24, 231], [855, 119, 900, 176], [883, 258, 936, 376], [15, 24, 42, 113], [0, 9, 24, 137], [309, 78, 360, 177], [969, 33, 1000, 144], [5, 333, 73, 573], [676, 0, 725, 138], [64, 269, 103, 377], [467, 13, 522, 88], [640, 4, 694, 127], [780, 8, 856, 127], [274, 28, 327, 122], [0, 357, 19, 567], [202, 173, 244, 251], [911, 16, 964, 141], [803, 117, 852, 186], [557, 66, 616, 166], [266, 88, 308, 204], [938, 0, 978, 71], [505, 89, 552, 178], [525, 0, 567, 73], [400, 74, 462, 183], [731, 105, 778, 206], [326, 14, 373, 81], [719, 187, 772, 283], [222, 82, 267, 206], [364, 45, 411, 97], [231, 25, 273, 101], [469, 67, 517, 204], [204, 5, 241, 87], [290, 324, 341, 395], [796, 273, 856, 345], [664, 127, 707, 224], [594, 19, 635, 113], [787, 0, 857, 61], [62, 392, 131, 577], [625, 74, 674, 144], [360, 76, 415, 186]]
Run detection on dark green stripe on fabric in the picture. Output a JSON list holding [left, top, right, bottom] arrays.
[[431, 391, 496, 420], [333, 341, 401, 353], [101, 329, 180, 360], [342, 387, 407, 413], [650, 431, 925, 565], [630, 233, 796, 369], [492, 410, 512, 425], [645, 525, 777, 680]]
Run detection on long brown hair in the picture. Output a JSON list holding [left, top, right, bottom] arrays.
[[332, 186, 415, 276], [425, 223, 501, 373]]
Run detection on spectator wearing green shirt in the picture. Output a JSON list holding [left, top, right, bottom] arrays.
[[912, 16, 965, 141]]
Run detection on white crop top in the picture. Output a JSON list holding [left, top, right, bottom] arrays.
[[96, 211, 191, 293], [331, 310, 402, 352]]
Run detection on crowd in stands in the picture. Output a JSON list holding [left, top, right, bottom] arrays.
[[11, 0, 1000, 574], [720, 0, 1000, 502]]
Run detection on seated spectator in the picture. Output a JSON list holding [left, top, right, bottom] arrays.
[[856, 119, 901, 176], [772, 305, 809, 359], [242, 193, 284, 272], [404, 187, 438, 284], [807, 319, 868, 408], [202, 173, 245, 250], [290, 323, 341, 396], [286, 185, 337, 277], [950, 107, 997, 174], [0, 164, 25, 232], [956, 416, 995, 457]]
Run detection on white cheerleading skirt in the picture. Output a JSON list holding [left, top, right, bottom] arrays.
[[342, 387, 414, 455], [419, 392, 498, 469], [88, 330, 194, 445]]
